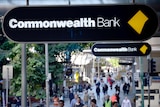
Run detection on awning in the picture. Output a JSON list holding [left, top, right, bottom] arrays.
[[71, 52, 95, 66]]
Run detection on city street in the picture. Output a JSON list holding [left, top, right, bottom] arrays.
[[42, 72, 134, 107]]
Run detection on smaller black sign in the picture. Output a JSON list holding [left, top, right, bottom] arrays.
[[92, 42, 151, 56], [136, 96, 154, 100], [136, 89, 159, 94]]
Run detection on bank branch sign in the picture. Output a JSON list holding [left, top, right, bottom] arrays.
[[92, 43, 151, 56], [2, 5, 158, 42]]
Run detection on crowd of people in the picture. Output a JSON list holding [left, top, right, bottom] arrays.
[[51, 70, 134, 107], [51, 93, 98, 107]]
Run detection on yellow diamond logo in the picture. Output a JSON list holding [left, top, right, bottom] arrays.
[[128, 10, 148, 34], [140, 45, 148, 54]]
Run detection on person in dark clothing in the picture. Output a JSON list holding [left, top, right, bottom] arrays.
[[129, 76, 132, 83], [14, 96, 21, 107], [126, 83, 130, 95], [112, 102, 118, 107], [91, 99, 98, 107], [121, 77, 124, 83], [69, 91, 74, 103], [123, 83, 127, 95], [96, 81, 100, 87], [74, 97, 84, 107], [96, 85, 100, 100], [115, 94, 120, 104], [59, 100, 64, 107], [115, 84, 120, 95], [103, 83, 108, 95]]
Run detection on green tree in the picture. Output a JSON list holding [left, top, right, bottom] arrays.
[[8, 44, 46, 105], [0, 40, 91, 104], [108, 57, 120, 67]]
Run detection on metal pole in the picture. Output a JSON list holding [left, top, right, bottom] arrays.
[[21, 43, 27, 107], [45, 43, 49, 107], [98, 57, 100, 80], [6, 68, 9, 106], [132, 57, 136, 95], [139, 57, 144, 107], [92, 58, 95, 84], [147, 55, 151, 107], [21, 1, 29, 107]]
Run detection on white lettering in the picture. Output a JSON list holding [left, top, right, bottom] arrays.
[[17, 21, 24, 28], [9, 19, 17, 28], [24, 21, 43, 28], [43, 21, 50, 28], [66, 20, 73, 28], [73, 20, 80, 27], [8, 17, 120, 29], [88, 18, 96, 27], [56, 20, 66, 28], [97, 17, 120, 27], [93, 47, 138, 53], [97, 17, 105, 27]]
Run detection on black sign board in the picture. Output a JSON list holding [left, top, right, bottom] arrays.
[[92, 42, 151, 56], [2, 5, 158, 43], [136, 89, 159, 94]]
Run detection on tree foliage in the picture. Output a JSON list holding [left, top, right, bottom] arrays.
[[0, 39, 91, 99], [8, 44, 46, 99]]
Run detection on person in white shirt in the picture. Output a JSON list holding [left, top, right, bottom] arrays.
[[121, 96, 132, 107]]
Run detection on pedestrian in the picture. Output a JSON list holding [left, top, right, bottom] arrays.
[[59, 100, 64, 107], [103, 95, 112, 107], [121, 97, 132, 107], [129, 76, 132, 83], [14, 96, 21, 107], [105, 83, 108, 94], [90, 99, 98, 107], [121, 76, 124, 83], [85, 82, 91, 91], [70, 94, 79, 107], [102, 83, 108, 95], [111, 94, 117, 103], [83, 91, 89, 106], [53, 95, 59, 107], [107, 75, 113, 89], [115, 84, 120, 95], [69, 90, 74, 103], [74, 97, 84, 107], [123, 83, 127, 95], [96, 85, 100, 100], [115, 94, 120, 104], [96, 80, 100, 87], [39, 98, 44, 107], [112, 102, 118, 107], [126, 83, 130, 95], [94, 76, 97, 84]]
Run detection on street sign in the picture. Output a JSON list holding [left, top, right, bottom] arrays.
[[2, 5, 158, 43], [91, 42, 151, 56], [2, 65, 13, 79], [134, 72, 140, 81]]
